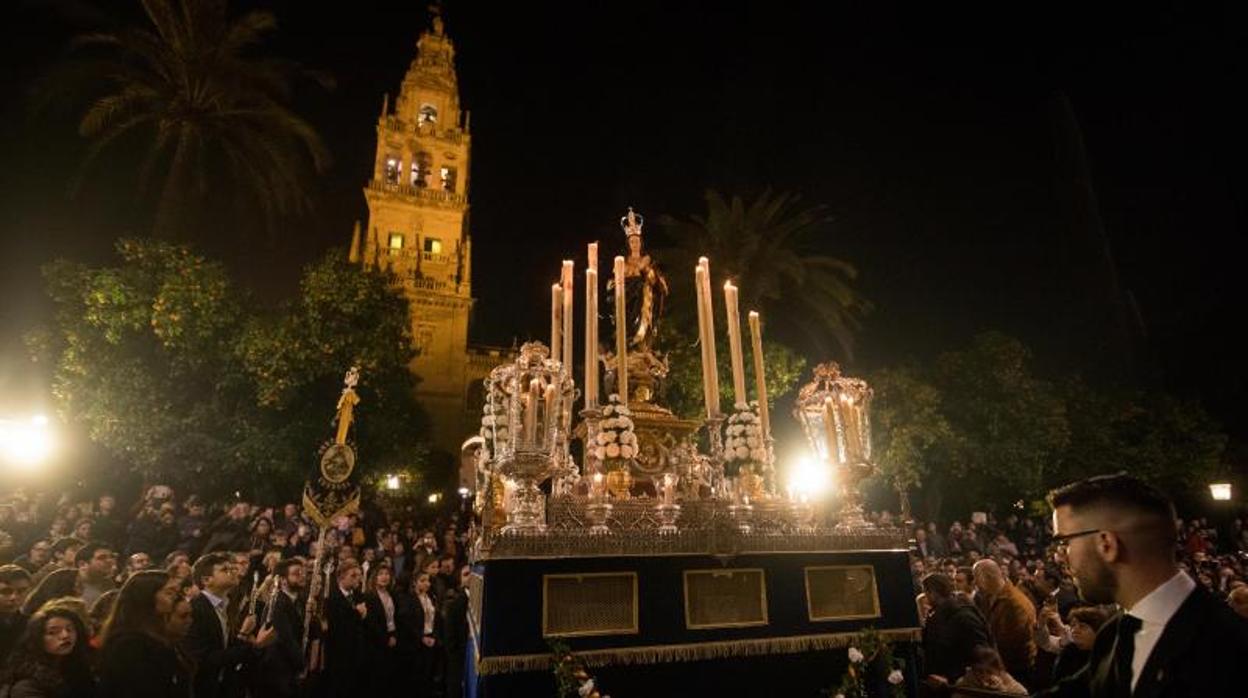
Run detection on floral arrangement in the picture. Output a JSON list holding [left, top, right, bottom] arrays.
[[827, 628, 907, 698], [592, 394, 638, 463], [478, 379, 508, 458], [723, 401, 767, 477], [550, 641, 610, 698]]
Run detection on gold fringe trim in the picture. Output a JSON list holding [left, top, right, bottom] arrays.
[[475, 628, 921, 675]]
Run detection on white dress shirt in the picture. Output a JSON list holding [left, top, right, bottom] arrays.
[[1125, 570, 1196, 692], [200, 589, 230, 645]]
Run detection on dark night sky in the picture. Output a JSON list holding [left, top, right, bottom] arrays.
[[2, 2, 1245, 445]]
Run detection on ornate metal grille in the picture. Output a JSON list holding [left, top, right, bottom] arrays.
[[542, 572, 638, 638], [683, 568, 769, 629], [804, 565, 881, 621]]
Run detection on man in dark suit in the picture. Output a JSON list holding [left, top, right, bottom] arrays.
[[921, 571, 992, 683], [1039, 474, 1248, 697], [184, 552, 276, 698], [324, 558, 367, 697], [255, 557, 306, 697]]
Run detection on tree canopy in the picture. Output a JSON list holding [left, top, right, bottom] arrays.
[[868, 331, 1227, 520], [41, 0, 331, 239], [32, 239, 427, 501], [657, 189, 871, 360]]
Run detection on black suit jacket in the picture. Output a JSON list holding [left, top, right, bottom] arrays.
[[98, 631, 190, 698], [922, 597, 993, 682], [324, 586, 365, 677], [1041, 586, 1248, 697], [183, 592, 256, 698]]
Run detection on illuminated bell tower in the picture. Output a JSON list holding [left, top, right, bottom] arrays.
[[360, 6, 474, 454]]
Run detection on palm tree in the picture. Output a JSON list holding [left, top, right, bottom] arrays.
[[657, 189, 871, 359], [46, 0, 330, 238]]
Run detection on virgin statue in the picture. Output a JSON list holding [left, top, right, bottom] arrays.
[[610, 208, 668, 354]]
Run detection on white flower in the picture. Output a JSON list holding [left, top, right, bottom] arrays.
[[751, 449, 766, 461], [593, 446, 605, 459], [482, 416, 496, 427], [735, 446, 749, 459], [606, 443, 620, 458], [620, 445, 634, 458], [888, 669, 904, 685], [848, 647, 864, 663], [578, 679, 594, 697], [603, 431, 617, 443]]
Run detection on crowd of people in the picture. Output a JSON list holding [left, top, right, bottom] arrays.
[[4, 475, 1248, 697], [0, 484, 472, 697], [897, 486, 1248, 695]]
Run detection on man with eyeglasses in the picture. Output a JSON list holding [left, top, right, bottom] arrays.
[[1039, 473, 1248, 696]]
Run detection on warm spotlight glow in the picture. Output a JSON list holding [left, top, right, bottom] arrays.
[[0, 416, 54, 468], [1210, 483, 1232, 501], [385, 474, 401, 491], [787, 456, 833, 500], [427, 492, 442, 504], [457, 486, 471, 497]]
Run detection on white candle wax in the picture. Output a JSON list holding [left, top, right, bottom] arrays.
[[724, 281, 747, 407], [613, 255, 628, 405]]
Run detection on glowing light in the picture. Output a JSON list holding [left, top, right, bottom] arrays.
[[1210, 483, 1232, 501], [787, 456, 833, 500], [386, 475, 401, 491], [427, 492, 442, 504], [457, 486, 471, 497], [0, 416, 54, 468]]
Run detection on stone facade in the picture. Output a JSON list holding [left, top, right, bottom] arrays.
[[354, 12, 501, 456]]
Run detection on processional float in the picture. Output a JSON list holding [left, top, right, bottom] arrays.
[[466, 210, 919, 697]]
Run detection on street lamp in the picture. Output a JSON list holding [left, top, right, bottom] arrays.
[[1210, 483, 1232, 501], [0, 415, 54, 468], [385, 474, 401, 491]]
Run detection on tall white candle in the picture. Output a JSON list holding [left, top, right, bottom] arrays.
[[561, 260, 574, 376], [724, 281, 747, 408], [695, 265, 713, 419], [699, 258, 720, 416], [748, 310, 770, 440], [544, 382, 557, 437], [550, 283, 561, 365], [588, 242, 598, 273], [523, 381, 536, 445], [613, 255, 628, 405], [585, 267, 598, 408]]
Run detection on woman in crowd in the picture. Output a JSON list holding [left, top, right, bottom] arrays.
[[953, 645, 1028, 695], [363, 563, 399, 691], [96, 570, 187, 698], [395, 571, 442, 698], [19, 571, 80, 618], [1050, 605, 1109, 682], [0, 607, 95, 698]]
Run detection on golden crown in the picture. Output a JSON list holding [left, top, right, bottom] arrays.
[[620, 207, 644, 238]]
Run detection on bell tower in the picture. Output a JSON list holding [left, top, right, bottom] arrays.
[[360, 5, 475, 454]]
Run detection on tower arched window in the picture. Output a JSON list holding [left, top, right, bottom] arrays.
[[419, 104, 438, 125], [384, 154, 401, 184], [441, 166, 458, 193], [411, 152, 432, 188]]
